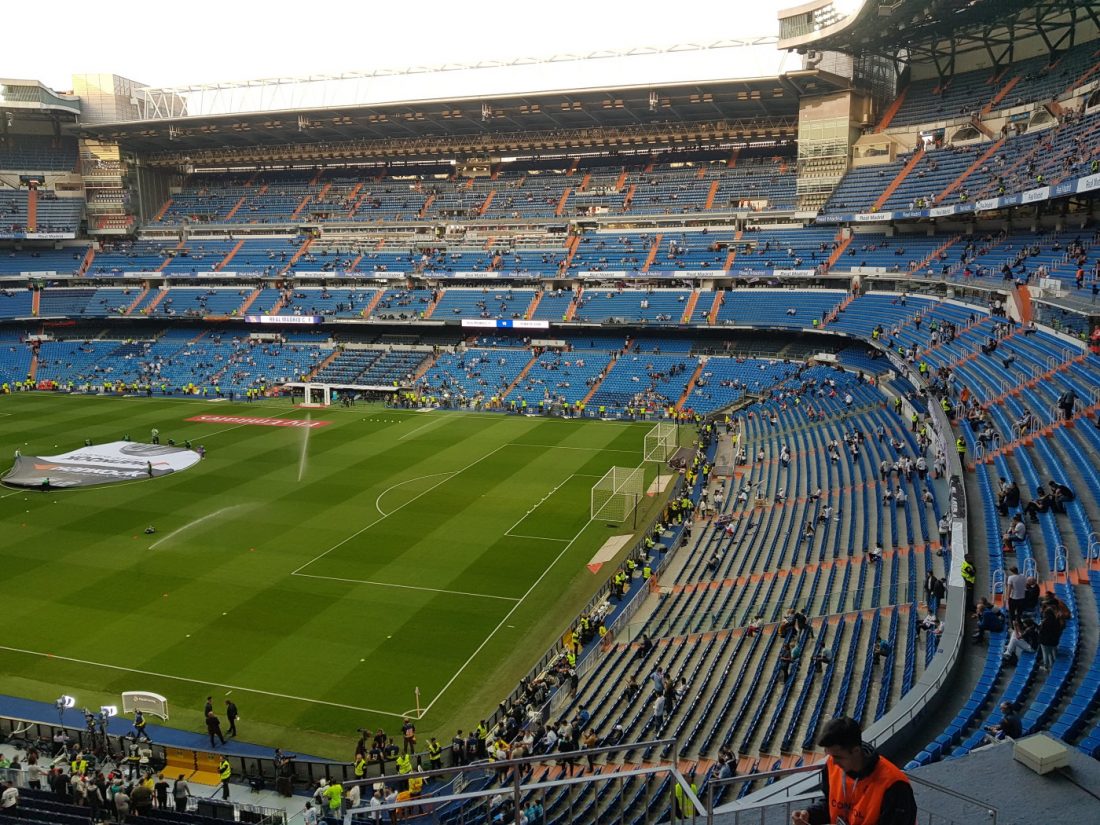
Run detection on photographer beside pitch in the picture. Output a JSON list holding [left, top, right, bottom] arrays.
[[791, 717, 916, 825]]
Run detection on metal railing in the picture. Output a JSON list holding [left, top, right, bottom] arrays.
[[341, 737, 705, 825], [704, 764, 997, 825], [0, 763, 287, 824]]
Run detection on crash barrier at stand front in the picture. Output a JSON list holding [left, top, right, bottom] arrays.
[[342, 738, 706, 825], [0, 714, 354, 788], [0, 762, 287, 824]]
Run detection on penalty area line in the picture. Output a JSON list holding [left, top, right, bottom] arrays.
[[502, 470, 595, 540], [507, 443, 638, 454], [422, 513, 597, 715], [292, 572, 520, 602], [0, 644, 409, 718]]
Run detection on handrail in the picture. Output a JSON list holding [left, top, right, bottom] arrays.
[[1055, 545, 1069, 578], [705, 763, 822, 823], [907, 773, 998, 824], [707, 757, 997, 825], [341, 737, 706, 824], [990, 568, 1005, 598]]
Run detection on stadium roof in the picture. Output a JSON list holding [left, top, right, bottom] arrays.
[[779, 0, 1100, 62], [73, 74, 846, 157], [0, 78, 82, 119]]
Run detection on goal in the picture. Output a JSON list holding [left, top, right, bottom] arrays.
[[591, 466, 644, 523], [121, 691, 169, 720], [644, 422, 678, 465], [301, 383, 332, 407]]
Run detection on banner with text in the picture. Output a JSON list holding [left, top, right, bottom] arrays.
[[3, 442, 201, 489]]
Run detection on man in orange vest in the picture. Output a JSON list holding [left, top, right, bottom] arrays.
[[791, 717, 915, 825]]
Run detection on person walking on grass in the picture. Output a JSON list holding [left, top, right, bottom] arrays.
[[225, 700, 239, 737]]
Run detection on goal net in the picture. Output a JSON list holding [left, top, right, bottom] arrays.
[[122, 691, 169, 720], [644, 422, 678, 464], [302, 383, 332, 407], [591, 466, 644, 523]]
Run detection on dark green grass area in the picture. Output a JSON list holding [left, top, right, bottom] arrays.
[[0, 395, 661, 757]]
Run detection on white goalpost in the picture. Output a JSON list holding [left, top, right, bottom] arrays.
[[302, 383, 332, 407], [591, 466, 645, 524], [644, 422, 678, 464], [644, 422, 678, 493]]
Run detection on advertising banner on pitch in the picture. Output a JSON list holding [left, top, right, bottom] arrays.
[[3, 441, 201, 488]]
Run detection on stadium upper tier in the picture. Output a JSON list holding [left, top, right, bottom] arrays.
[[888, 39, 1100, 128], [0, 190, 84, 235], [7, 221, 1099, 290], [826, 107, 1099, 215], [0, 135, 79, 173], [150, 147, 797, 227]]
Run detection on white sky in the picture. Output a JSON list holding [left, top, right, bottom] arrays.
[[2, 0, 801, 114]]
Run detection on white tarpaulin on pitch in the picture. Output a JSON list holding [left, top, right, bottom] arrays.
[[3, 441, 201, 488]]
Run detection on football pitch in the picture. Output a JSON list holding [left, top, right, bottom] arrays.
[[0, 393, 666, 757]]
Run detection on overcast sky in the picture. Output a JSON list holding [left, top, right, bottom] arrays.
[[2, 0, 800, 112]]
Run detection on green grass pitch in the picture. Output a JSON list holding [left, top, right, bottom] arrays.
[[0, 393, 664, 758]]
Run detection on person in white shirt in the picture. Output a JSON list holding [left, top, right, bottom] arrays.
[[1, 783, 18, 809], [345, 783, 361, 811]]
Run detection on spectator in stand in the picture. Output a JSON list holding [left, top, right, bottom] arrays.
[[1023, 487, 1053, 523], [1057, 388, 1076, 421], [1038, 607, 1064, 670], [1048, 479, 1075, 513], [984, 702, 1023, 742], [1002, 618, 1039, 665], [996, 479, 1021, 516], [1003, 514, 1028, 547], [972, 598, 1005, 644]]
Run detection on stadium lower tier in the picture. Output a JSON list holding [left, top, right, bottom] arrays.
[[1, 288, 1099, 824]]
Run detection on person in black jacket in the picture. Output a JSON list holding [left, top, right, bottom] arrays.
[[1057, 389, 1076, 421], [1038, 608, 1063, 670], [984, 701, 1023, 741], [996, 480, 1020, 516], [1048, 480, 1075, 513], [1023, 487, 1053, 523], [205, 711, 226, 748]]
